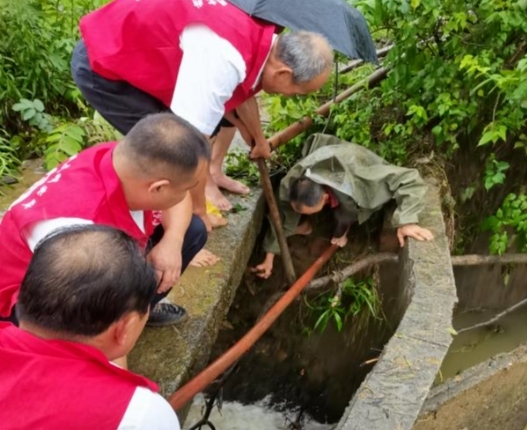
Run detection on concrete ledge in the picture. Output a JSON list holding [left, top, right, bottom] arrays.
[[129, 190, 265, 404], [336, 183, 458, 430], [415, 344, 527, 430]]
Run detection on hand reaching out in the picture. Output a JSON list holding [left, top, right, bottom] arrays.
[[396, 224, 434, 247]]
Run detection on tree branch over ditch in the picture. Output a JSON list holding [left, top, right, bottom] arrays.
[[456, 297, 527, 334], [258, 252, 527, 314]]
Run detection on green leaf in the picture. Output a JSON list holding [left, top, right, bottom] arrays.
[[22, 108, 36, 121], [64, 125, 85, 142], [478, 131, 495, 146], [333, 312, 343, 332], [33, 99, 44, 112], [314, 311, 329, 332], [60, 136, 82, 156]]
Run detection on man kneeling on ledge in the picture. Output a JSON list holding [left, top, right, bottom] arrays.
[[253, 133, 434, 279], [0, 113, 210, 327], [0, 225, 181, 430]]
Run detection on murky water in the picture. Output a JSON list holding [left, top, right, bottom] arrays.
[[437, 306, 527, 383], [184, 394, 333, 430]]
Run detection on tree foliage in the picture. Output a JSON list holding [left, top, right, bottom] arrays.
[[265, 0, 527, 254]]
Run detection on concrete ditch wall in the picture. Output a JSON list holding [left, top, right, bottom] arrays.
[[414, 344, 527, 430], [335, 183, 458, 430]]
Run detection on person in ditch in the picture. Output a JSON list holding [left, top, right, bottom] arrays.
[[253, 133, 434, 279]]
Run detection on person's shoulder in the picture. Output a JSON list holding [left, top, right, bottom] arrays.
[[117, 386, 180, 430]]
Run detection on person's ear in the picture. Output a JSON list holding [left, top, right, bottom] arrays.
[[147, 179, 170, 194], [322, 193, 330, 204], [112, 312, 141, 348], [275, 66, 293, 82]]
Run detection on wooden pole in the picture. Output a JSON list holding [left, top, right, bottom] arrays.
[[256, 158, 297, 284]]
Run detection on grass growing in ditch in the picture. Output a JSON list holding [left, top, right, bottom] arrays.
[[304, 276, 382, 334]]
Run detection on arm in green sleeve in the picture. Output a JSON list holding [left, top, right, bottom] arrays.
[[386, 168, 427, 226]]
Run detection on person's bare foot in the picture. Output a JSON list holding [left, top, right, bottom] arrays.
[[212, 172, 250, 195], [189, 249, 221, 267], [209, 213, 228, 228], [205, 181, 232, 211]]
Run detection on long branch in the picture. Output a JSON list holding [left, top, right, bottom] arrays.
[[456, 297, 527, 334], [294, 252, 527, 295], [450, 254, 527, 265], [305, 252, 398, 292], [258, 252, 527, 311]]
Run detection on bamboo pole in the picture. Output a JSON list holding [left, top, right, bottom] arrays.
[[340, 44, 394, 74], [256, 158, 296, 284], [268, 67, 389, 150]]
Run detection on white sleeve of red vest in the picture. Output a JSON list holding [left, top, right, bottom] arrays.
[[24, 212, 146, 252], [23, 218, 94, 252], [171, 25, 247, 135], [118, 386, 180, 430]]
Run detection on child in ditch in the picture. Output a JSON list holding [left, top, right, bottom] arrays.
[[252, 133, 434, 279]]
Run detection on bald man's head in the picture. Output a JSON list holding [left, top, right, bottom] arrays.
[[17, 225, 157, 337], [115, 113, 210, 182]]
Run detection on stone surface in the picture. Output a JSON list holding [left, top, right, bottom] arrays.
[[336, 182, 458, 430], [414, 344, 527, 430]]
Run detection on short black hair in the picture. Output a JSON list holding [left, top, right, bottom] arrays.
[[289, 177, 325, 207], [119, 113, 211, 178], [17, 225, 158, 337]]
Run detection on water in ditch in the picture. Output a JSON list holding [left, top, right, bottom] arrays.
[[184, 394, 333, 430], [436, 305, 527, 383]]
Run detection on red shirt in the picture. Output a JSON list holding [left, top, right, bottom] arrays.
[[0, 143, 157, 318], [80, 0, 276, 113], [0, 324, 158, 430], [326, 188, 340, 208]]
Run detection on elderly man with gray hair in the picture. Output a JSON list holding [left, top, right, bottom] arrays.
[[72, 0, 334, 238]]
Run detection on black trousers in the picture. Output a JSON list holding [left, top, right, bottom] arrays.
[[147, 215, 207, 306], [1, 215, 207, 325], [71, 39, 232, 138]]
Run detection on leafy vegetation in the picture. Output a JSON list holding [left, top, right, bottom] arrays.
[[2, 0, 526, 257], [305, 277, 380, 333], [0, 0, 111, 177]]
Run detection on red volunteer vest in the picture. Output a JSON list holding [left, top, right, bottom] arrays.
[[80, 0, 276, 113], [0, 324, 159, 430], [0, 143, 157, 317]]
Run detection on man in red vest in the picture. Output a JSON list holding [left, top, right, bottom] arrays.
[[0, 113, 210, 326], [71, 0, 333, 234], [0, 225, 181, 429]]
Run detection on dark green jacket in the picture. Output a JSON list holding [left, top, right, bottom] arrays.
[[263, 134, 427, 254]]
